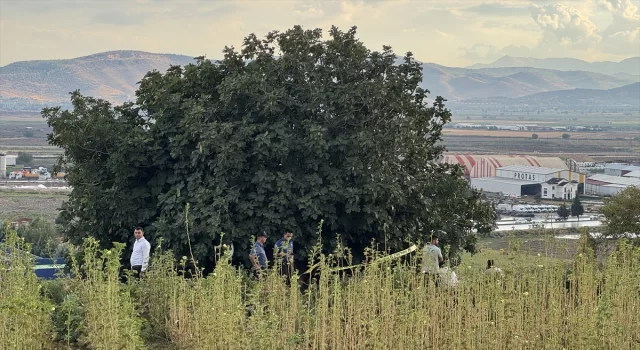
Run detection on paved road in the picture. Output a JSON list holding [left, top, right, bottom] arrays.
[[495, 216, 602, 232]]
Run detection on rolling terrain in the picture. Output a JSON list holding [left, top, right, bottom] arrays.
[[420, 63, 635, 100], [0, 51, 194, 111], [469, 55, 640, 76], [453, 82, 640, 109], [1, 50, 639, 112]]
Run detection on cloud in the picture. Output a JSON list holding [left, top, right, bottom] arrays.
[[530, 3, 601, 47], [598, 0, 640, 21], [464, 3, 530, 16], [92, 11, 144, 26], [597, 0, 640, 55]]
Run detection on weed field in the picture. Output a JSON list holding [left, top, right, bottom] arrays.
[[1, 230, 639, 350]]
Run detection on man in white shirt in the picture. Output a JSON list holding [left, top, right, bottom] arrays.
[[423, 234, 443, 274], [130, 227, 150, 278]]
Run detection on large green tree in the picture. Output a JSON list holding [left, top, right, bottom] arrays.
[[43, 26, 494, 269]]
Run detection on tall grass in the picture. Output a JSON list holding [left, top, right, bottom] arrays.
[[0, 228, 53, 350], [1, 229, 639, 349]]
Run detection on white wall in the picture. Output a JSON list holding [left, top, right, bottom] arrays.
[[471, 178, 523, 196]]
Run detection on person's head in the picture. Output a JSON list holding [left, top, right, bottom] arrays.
[[430, 233, 439, 245], [486, 259, 494, 269], [257, 231, 267, 244], [134, 227, 144, 240], [283, 230, 293, 241]]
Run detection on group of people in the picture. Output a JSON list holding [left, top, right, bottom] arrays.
[[249, 230, 295, 281], [126, 226, 295, 280], [422, 233, 503, 288]]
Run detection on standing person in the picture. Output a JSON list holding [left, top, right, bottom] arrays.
[[274, 230, 294, 284], [249, 231, 268, 280], [422, 233, 443, 275], [130, 227, 150, 278]]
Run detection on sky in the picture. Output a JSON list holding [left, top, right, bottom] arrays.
[[0, 0, 639, 67]]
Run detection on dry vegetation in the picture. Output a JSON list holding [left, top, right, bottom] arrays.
[[0, 190, 66, 223], [1, 227, 639, 350]]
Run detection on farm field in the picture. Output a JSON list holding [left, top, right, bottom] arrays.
[[444, 129, 640, 139], [2, 230, 638, 349], [443, 134, 640, 157], [0, 190, 66, 223]]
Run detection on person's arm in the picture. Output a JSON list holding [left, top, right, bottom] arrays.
[[288, 242, 294, 263], [249, 254, 261, 270], [249, 248, 261, 270], [438, 250, 443, 263], [141, 241, 151, 271]]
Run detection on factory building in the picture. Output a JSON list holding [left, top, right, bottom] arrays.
[[604, 163, 640, 177], [470, 165, 585, 197], [623, 170, 640, 179], [585, 174, 640, 196], [442, 154, 569, 180]]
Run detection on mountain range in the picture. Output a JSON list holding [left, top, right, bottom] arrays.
[[453, 82, 640, 108], [0, 50, 638, 112], [469, 55, 640, 77]]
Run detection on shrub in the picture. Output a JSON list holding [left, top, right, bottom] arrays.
[[0, 228, 54, 349]]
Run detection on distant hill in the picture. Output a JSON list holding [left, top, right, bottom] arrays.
[[469, 56, 640, 76], [454, 82, 640, 109], [1, 50, 638, 112], [516, 82, 640, 107], [0, 51, 195, 111], [419, 64, 635, 100]]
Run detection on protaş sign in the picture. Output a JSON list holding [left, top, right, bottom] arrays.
[[512, 172, 539, 181]]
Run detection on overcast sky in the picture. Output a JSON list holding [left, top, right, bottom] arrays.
[[1, 0, 638, 67]]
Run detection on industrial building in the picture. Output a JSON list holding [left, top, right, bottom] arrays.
[[585, 174, 640, 196], [442, 154, 569, 179], [470, 165, 585, 197], [604, 163, 640, 177], [623, 170, 640, 178]]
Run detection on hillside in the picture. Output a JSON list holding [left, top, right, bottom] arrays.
[[453, 82, 640, 109], [1, 50, 638, 112], [419, 64, 635, 100], [0, 51, 195, 111], [469, 56, 640, 76]]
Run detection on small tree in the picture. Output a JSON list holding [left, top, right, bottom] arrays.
[[557, 204, 570, 220], [531, 133, 539, 139], [562, 133, 570, 139], [601, 186, 640, 241], [16, 218, 61, 257], [16, 152, 33, 165], [571, 196, 584, 222]]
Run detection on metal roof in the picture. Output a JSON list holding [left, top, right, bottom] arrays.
[[587, 174, 640, 187], [623, 170, 640, 178], [497, 165, 566, 174], [604, 163, 640, 171], [472, 177, 540, 186]]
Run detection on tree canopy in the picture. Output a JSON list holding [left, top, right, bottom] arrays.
[[557, 204, 570, 220], [571, 196, 584, 220], [43, 26, 494, 269], [601, 186, 640, 240]]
